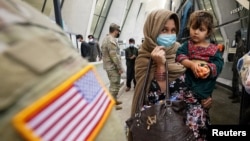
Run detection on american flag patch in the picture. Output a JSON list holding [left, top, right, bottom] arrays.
[[12, 65, 115, 141]]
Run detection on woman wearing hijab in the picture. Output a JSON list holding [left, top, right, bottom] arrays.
[[129, 9, 212, 141]]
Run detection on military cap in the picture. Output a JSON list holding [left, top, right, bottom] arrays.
[[110, 23, 121, 32]]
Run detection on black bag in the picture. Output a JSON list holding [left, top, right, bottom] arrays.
[[126, 59, 195, 141]]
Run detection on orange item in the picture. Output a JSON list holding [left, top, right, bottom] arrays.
[[217, 43, 224, 52], [197, 65, 209, 78]]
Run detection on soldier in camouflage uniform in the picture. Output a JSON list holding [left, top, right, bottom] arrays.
[[230, 30, 246, 103], [101, 23, 123, 110], [0, 0, 126, 140]]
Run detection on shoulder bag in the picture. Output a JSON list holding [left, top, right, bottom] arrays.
[[126, 58, 196, 141]]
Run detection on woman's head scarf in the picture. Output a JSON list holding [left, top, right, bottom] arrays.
[[131, 9, 186, 116]]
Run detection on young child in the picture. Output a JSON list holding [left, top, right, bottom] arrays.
[[176, 10, 224, 140]]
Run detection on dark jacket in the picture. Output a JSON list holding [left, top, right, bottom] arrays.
[[125, 46, 138, 67], [80, 41, 90, 58], [88, 41, 102, 62], [232, 39, 245, 71]]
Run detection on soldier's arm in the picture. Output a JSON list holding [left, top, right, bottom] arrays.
[[96, 42, 102, 59], [108, 41, 122, 71]]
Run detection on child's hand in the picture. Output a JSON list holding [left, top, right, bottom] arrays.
[[190, 63, 200, 78], [201, 97, 212, 109], [197, 64, 210, 79]]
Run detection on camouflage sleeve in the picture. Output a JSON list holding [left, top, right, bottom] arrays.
[[108, 40, 122, 71], [96, 42, 102, 58]]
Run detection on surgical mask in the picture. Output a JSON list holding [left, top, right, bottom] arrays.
[[129, 44, 134, 47], [156, 34, 176, 47]]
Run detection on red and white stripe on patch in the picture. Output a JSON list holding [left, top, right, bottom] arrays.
[[13, 65, 115, 141]]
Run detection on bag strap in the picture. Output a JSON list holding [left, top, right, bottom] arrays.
[[135, 58, 152, 113], [135, 60, 170, 113], [165, 62, 170, 99], [165, 62, 174, 107]]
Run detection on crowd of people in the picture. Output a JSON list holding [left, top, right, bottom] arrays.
[[76, 34, 102, 62], [74, 9, 227, 140], [76, 8, 241, 141]]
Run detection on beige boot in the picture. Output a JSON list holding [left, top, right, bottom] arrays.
[[116, 100, 122, 105], [115, 105, 122, 110]]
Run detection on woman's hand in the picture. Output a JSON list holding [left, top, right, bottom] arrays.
[[152, 46, 167, 92], [151, 46, 166, 66], [201, 97, 212, 109]]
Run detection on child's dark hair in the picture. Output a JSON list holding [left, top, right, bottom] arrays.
[[187, 10, 214, 37], [76, 34, 83, 39], [129, 38, 135, 43]]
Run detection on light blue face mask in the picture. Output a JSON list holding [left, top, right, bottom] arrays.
[[129, 44, 134, 47], [156, 34, 176, 47]]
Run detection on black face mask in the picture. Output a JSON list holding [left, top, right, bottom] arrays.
[[116, 33, 120, 38]]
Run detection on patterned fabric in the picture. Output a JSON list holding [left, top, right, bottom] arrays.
[[176, 40, 224, 99], [237, 52, 250, 94], [146, 76, 210, 140], [106, 69, 121, 99], [176, 40, 218, 77]]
